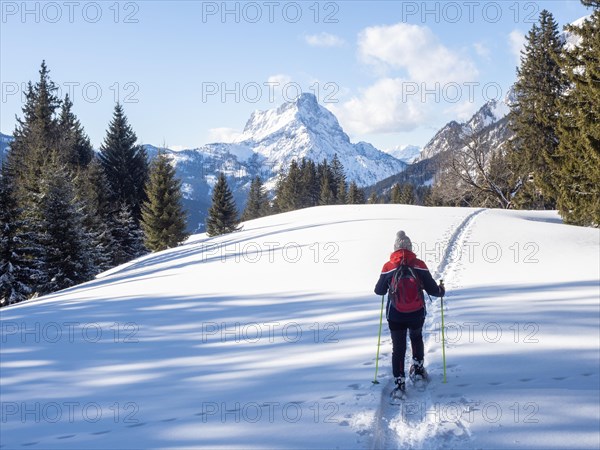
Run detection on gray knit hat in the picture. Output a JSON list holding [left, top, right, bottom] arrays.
[[394, 230, 412, 251]]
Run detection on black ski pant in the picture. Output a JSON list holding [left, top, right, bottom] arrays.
[[388, 316, 425, 378]]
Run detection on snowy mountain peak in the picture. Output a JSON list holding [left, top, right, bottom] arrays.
[[240, 92, 348, 145], [418, 90, 513, 162], [232, 92, 404, 186]]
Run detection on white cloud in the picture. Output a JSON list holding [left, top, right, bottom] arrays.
[[207, 127, 242, 143], [473, 42, 491, 59], [358, 23, 478, 84], [444, 101, 479, 121], [328, 77, 430, 135], [267, 74, 292, 86], [331, 22, 479, 135], [304, 32, 345, 47], [509, 30, 526, 64]]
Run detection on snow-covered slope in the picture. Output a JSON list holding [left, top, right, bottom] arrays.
[[1, 206, 598, 449]]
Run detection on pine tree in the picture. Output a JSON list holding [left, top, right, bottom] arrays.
[[3, 62, 62, 296], [509, 10, 565, 209], [206, 173, 239, 236], [279, 159, 303, 211], [368, 192, 379, 204], [347, 181, 366, 204], [318, 160, 335, 205], [272, 170, 287, 214], [38, 166, 95, 293], [390, 183, 402, 204], [330, 154, 347, 204], [141, 153, 189, 251], [6, 61, 61, 204], [299, 158, 319, 208], [399, 183, 416, 205], [111, 203, 147, 266], [319, 172, 335, 205], [555, 5, 600, 226], [57, 94, 94, 168], [99, 103, 149, 222], [241, 176, 269, 221], [0, 169, 39, 305], [73, 158, 117, 271]]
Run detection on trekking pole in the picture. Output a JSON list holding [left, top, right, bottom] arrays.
[[439, 280, 447, 384], [372, 295, 385, 384]]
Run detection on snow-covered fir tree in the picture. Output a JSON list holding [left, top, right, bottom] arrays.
[[111, 203, 147, 266], [0, 169, 40, 306], [38, 165, 95, 294], [99, 103, 149, 223], [141, 152, 188, 252], [206, 173, 239, 236], [241, 176, 270, 221]]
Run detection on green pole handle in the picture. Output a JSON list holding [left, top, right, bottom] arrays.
[[440, 280, 447, 384], [372, 295, 385, 384]]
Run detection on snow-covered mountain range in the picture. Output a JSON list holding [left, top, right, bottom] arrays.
[[143, 93, 407, 229], [383, 144, 422, 164], [1, 95, 407, 231], [229, 93, 407, 186], [417, 89, 514, 163]]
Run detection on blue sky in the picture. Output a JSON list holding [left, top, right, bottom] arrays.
[[0, 1, 592, 151]]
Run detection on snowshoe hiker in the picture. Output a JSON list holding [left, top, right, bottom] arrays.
[[374, 231, 445, 390]]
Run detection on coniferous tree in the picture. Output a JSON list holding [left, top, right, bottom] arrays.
[[279, 159, 303, 211], [299, 158, 319, 207], [74, 158, 116, 271], [7, 61, 61, 205], [317, 160, 335, 205], [555, 4, 600, 225], [330, 154, 347, 204], [368, 191, 380, 204], [0, 169, 39, 305], [99, 103, 149, 222], [347, 181, 366, 204], [57, 94, 94, 168], [4, 62, 61, 296], [399, 183, 416, 205], [141, 152, 189, 251], [272, 170, 287, 214], [206, 173, 239, 236], [111, 203, 147, 265], [241, 176, 269, 221], [38, 166, 95, 293], [319, 172, 335, 205], [390, 183, 402, 204], [509, 10, 565, 209]]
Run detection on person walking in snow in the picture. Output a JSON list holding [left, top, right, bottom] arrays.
[[374, 231, 445, 393]]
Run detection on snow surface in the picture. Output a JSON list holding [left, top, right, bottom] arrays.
[[1, 206, 599, 449]]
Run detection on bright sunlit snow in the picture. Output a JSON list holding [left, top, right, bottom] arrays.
[[1, 206, 599, 449]]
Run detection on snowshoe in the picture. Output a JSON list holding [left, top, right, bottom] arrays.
[[409, 360, 429, 390], [390, 376, 407, 403]]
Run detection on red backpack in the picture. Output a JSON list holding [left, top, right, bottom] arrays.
[[389, 264, 424, 312]]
